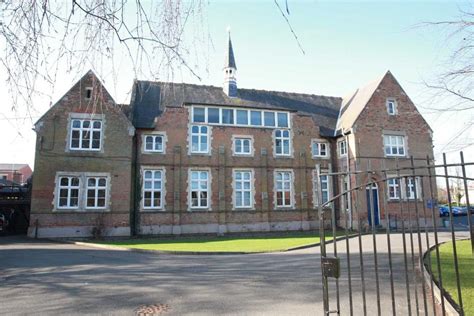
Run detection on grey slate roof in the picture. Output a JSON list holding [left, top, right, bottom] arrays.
[[130, 81, 342, 137], [225, 35, 237, 69]]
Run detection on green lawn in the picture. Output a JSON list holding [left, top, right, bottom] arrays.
[[93, 231, 342, 253], [430, 240, 473, 315]]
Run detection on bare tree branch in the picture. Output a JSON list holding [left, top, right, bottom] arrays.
[[0, 0, 207, 118]]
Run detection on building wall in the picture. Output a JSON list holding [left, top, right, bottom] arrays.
[[28, 73, 134, 238], [27, 71, 438, 237], [344, 72, 436, 228], [0, 165, 32, 184], [135, 107, 333, 234]]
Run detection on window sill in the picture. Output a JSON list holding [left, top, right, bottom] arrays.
[[232, 207, 256, 211], [52, 209, 110, 213], [273, 207, 296, 211], [188, 152, 211, 156], [142, 151, 165, 154], [141, 208, 166, 212], [187, 209, 212, 212], [387, 199, 423, 203]]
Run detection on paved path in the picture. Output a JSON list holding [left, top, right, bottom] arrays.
[[0, 231, 469, 315]]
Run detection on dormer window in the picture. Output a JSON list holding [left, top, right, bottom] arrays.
[[386, 98, 397, 115], [85, 87, 93, 100]]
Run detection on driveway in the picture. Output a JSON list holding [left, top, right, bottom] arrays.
[[0, 231, 469, 315]]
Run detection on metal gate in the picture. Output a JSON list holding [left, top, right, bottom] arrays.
[[317, 152, 473, 316]]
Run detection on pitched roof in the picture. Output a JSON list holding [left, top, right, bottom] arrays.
[[224, 35, 237, 69], [130, 81, 342, 136], [0, 163, 29, 171], [335, 72, 386, 134]]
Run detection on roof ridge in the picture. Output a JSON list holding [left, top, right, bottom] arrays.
[[135, 80, 342, 100]]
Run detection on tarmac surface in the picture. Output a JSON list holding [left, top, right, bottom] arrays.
[[0, 230, 470, 315]]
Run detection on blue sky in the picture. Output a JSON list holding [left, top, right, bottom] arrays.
[[0, 0, 472, 168]]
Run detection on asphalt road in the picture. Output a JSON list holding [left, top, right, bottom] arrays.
[[0, 230, 470, 316]]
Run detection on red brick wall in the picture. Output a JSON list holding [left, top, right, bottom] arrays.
[[29, 72, 134, 237]]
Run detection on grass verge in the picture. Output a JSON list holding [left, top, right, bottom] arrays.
[[430, 239, 473, 315], [91, 231, 343, 253]]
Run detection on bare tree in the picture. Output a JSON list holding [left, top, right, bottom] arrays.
[[0, 0, 207, 118], [423, 7, 474, 109], [421, 6, 474, 153]]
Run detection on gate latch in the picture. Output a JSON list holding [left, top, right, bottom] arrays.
[[321, 256, 340, 279]]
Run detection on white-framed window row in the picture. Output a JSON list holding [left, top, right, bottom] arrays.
[[189, 125, 211, 154], [68, 113, 104, 152], [142, 168, 166, 211], [383, 134, 406, 157], [313, 169, 331, 207], [232, 169, 255, 210], [338, 139, 347, 157], [386, 98, 398, 115], [232, 135, 254, 156], [143, 132, 167, 154], [386, 176, 421, 201], [311, 139, 329, 158], [274, 129, 292, 157], [54, 172, 110, 211], [188, 169, 211, 210], [274, 170, 295, 209], [191, 105, 290, 129]]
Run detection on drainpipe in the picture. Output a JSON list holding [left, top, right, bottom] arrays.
[[344, 129, 353, 229], [130, 134, 139, 236]]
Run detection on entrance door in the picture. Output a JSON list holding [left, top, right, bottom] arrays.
[[366, 184, 380, 226]]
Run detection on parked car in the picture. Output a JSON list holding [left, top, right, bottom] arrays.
[[452, 206, 468, 216], [439, 205, 450, 217], [439, 205, 468, 216]]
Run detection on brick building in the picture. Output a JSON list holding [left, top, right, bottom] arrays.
[[0, 164, 32, 185], [28, 35, 435, 238]]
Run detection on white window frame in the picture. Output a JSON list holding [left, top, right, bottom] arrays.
[[143, 133, 166, 153], [403, 176, 421, 201], [384, 134, 406, 157], [54, 172, 110, 211], [68, 113, 104, 152], [387, 178, 400, 200], [69, 118, 103, 151], [341, 175, 350, 212], [233, 170, 254, 209], [85, 176, 108, 209], [313, 170, 331, 207], [338, 139, 347, 157], [386, 98, 397, 115], [232, 136, 254, 156], [142, 169, 165, 210], [274, 129, 292, 157], [189, 170, 211, 210], [190, 105, 290, 129], [274, 170, 294, 208], [189, 125, 210, 154], [57, 176, 81, 209], [311, 140, 329, 158]]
